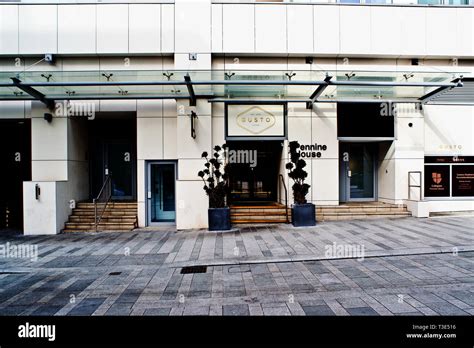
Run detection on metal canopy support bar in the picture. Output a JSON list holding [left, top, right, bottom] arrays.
[[307, 75, 332, 109], [0, 80, 459, 88], [184, 74, 196, 106], [419, 77, 469, 105], [10, 77, 55, 109], [208, 98, 422, 104]]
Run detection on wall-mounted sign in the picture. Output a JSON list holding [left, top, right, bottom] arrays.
[[452, 165, 474, 197], [425, 156, 474, 164], [424, 165, 450, 197], [299, 143, 328, 158], [225, 103, 287, 141]]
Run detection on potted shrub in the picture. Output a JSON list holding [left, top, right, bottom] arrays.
[[285, 141, 316, 227], [198, 145, 231, 231]]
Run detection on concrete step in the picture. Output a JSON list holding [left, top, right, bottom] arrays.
[[71, 210, 137, 216], [231, 211, 288, 217], [77, 202, 137, 208], [68, 216, 137, 223], [318, 211, 411, 221], [64, 201, 138, 232], [231, 218, 289, 224], [64, 223, 136, 230]]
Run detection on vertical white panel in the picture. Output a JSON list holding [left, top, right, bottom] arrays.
[[370, 7, 401, 55], [255, 5, 286, 53], [164, 118, 177, 159], [19, 5, 57, 54], [211, 4, 223, 53], [457, 8, 474, 57], [287, 5, 313, 54], [339, 6, 370, 54], [0, 5, 18, 54], [175, 0, 211, 53], [137, 118, 163, 159], [400, 7, 426, 56], [129, 4, 160, 53], [58, 5, 96, 54], [222, 4, 254, 53], [161, 4, 175, 53], [314, 5, 339, 55], [96, 4, 128, 54], [426, 8, 457, 57]]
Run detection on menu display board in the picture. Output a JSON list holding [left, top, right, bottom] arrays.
[[424, 165, 450, 197], [452, 165, 474, 197], [424, 156, 474, 198]]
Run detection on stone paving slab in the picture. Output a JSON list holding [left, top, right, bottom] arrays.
[[0, 216, 472, 316]]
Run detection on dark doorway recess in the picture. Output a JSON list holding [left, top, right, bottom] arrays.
[[227, 141, 283, 204], [337, 102, 394, 138], [88, 116, 137, 201], [0, 120, 31, 230]]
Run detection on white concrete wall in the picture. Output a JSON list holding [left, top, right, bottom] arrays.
[[24, 103, 90, 234], [1, 3, 473, 57], [424, 105, 474, 156], [214, 3, 474, 57], [0, 3, 175, 55], [379, 103, 425, 204]]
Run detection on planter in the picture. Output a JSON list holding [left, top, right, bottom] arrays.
[[208, 207, 231, 231], [291, 203, 316, 227]]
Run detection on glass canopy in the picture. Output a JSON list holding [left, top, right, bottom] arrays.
[[0, 69, 465, 105]]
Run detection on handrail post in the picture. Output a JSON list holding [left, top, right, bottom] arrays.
[[93, 198, 98, 232], [93, 174, 112, 233], [279, 174, 289, 224]]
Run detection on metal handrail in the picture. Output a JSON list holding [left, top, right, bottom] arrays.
[[93, 174, 112, 232], [408, 171, 422, 201], [279, 174, 289, 223]]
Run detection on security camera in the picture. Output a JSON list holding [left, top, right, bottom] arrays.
[[44, 113, 53, 123], [45, 54, 55, 64]]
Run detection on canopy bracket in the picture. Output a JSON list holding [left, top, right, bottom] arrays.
[[11, 77, 55, 110], [306, 75, 332, 109], [184, 74, 196, 106]]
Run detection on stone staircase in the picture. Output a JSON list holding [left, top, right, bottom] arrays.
[[230, 202, 410, 224], [316, 202, 411, 221], [63, 202, 138, 233], [230, 203, 290, 224]]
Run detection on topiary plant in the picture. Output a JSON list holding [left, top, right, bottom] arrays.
[[198, 144, 229, 208], [285, 141, 310, 204]]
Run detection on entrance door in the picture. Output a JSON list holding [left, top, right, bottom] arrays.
[[147, 162, 176, 223], [105, 142, 135, 200], [227, 141, 282, 204], [340, 143, 376, 202], [0, 120, 31, 230]]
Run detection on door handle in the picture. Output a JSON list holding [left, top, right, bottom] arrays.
[[347, 170, 352, 178], [147, 192, 151, 199]]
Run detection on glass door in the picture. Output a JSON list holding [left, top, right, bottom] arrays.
[[348, 144, 375, 201], [340, 143, 376, 202], [105, 142, 134, 200], [148, 162, 176, 223]]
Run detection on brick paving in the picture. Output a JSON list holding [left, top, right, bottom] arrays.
[[0, 216, 473, 316]]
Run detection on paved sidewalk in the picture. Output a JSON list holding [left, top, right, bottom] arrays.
[[0, 216, 473, 316], [2, 216, 473, 271]]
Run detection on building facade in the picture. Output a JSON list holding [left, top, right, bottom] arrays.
[[0, 0, 473, 234]]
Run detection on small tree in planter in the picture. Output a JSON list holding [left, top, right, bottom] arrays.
[[198, 144, 231, 231], [285, 141, 316, 227]]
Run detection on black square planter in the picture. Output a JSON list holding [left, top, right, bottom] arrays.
[[208, 207, 231, 231], [291, 203, 316, 227]]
